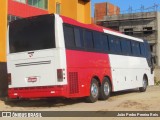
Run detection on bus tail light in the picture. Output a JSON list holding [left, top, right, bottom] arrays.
[[8, 73, 12, 85], [57, 69, 64, 82]]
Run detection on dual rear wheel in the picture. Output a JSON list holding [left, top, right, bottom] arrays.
[[86, 75, 148, 103], [86, 77, 111, 103]]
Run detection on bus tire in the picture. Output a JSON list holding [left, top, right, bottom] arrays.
[[139, 75, 148, 92], [99, 77, 111, 100], [86, 78, 99, 103]]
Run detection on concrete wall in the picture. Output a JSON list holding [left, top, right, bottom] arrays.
[[156, 12, 160, 67]]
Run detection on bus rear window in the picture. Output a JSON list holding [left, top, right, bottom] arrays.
[[9, 14, 55, 53]]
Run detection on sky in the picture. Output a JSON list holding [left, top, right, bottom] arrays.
[[91, 0, 160, 16]]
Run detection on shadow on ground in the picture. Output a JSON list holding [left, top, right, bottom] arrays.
[[2, 89, 140, 108], [3, 97, 85, 108], [111, 88, 140, 96]]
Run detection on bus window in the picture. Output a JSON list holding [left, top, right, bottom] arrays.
[[101, 34, 109, 51], [93, 32, 109, 52], [64, 25, 75, 48], [131, 41, 141, 56], [74, 27, 84, 48], [140, 43, 146, 57], [108, 35, 121, 54], [93, 32, 102, 51], [84, 30, 94, 49], [9, 14, 55, 53], [121, 39, 132, 55]]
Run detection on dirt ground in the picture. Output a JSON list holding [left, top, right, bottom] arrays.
[[0, 86, 159, 112], [154, 68, 160, 85]]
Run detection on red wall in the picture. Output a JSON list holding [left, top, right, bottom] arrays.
[[95, 2, 120, 21], [8, 0, 48, 18]]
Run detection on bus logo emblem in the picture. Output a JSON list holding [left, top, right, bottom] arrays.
[[28, 52, 34, 58]]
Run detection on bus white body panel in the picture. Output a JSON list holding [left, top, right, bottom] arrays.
[[109, 55, 154, 91]]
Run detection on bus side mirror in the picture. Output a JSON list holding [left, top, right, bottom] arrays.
[[151, 56, 156, 64]]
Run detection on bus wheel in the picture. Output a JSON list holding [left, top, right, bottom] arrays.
[[86, 78, 99, 103], [139, 75, 148, 92], [99, 77, 111, 100]]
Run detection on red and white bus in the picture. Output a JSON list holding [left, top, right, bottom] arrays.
[[7, 14, 154, 102]]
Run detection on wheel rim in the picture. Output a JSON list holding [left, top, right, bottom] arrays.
[[143, 78, 147, 89], [91, 83, 98, 98], [104, 82, 110, 96]]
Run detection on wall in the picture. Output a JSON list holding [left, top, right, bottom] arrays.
[[107, 2, 120, 16], [61, 0, 77, 21], [94, 2, 107, 21], [48, 0, 91, 24], [8, 0, 48, 17], [94, 2, 120, 21], [156, 12, 160, 67], [77, 0, 85, 23], [83, 0, 91, 24], [0, 0, 7, 62]]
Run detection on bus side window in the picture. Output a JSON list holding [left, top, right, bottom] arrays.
[[108, 35, 121, 54], [93, 32, 102, 51], [101, 34, 109, 52], [131, 41, 141, 56], [121, 39, 132, 55], [74, 27, 84, 48], [63, 25, 75, 48], [93, 32, 109, 52], [84, 30, 94, 49], [140, 43, 146, 57]]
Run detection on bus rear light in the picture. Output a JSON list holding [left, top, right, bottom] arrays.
[[57, 69, 64, 82], [8, 73, 12, 85]]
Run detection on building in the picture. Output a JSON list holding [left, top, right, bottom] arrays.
[[8, 0, 91, 24], [94, 2, 120, 22], [0, 0, 91, 97], [48, 0, 91, 24], [96, 12, 160, 67], [8, 0, 48, 22]]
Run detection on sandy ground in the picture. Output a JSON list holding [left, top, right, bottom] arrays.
[[154, 68, 160, 81], [0, 86, 160, 111], [0, 86, 160, 120]]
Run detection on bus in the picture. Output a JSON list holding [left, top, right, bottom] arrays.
[[7, 14, 154, 103]]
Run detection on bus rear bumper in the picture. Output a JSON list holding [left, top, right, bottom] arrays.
[[8, 86, 68, 99]]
